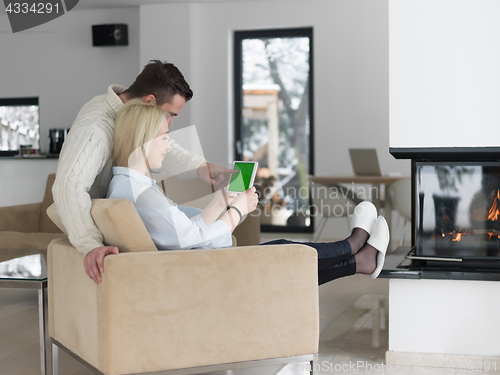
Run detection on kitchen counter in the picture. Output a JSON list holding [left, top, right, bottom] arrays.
[[0, 154, 59, 159]]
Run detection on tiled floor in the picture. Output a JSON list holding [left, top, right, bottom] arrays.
[[278, 291, 500, 375], [278, 293, 389, 375]]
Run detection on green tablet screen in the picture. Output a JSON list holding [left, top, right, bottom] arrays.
[[228, 162, 257, 192]]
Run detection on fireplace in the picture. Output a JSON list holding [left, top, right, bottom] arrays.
[[391, 147, 500, 270]]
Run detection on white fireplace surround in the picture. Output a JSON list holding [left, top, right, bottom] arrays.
[[388, 279, 500, 361], [388, 0, 500, 361], [389, 0, 500, 149]]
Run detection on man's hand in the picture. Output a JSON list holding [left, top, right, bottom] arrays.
[[84, 246, 119, 284], [197, 162, 237, 191]]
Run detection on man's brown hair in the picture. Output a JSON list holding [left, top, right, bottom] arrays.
[[123, 60, 193, 105]]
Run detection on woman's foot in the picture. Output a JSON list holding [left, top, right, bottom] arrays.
[[366, 216, 390, 279], [347, 201, 378, 254], [347, 228, 369, 254], [356, 216, 390, 278], [350, 201, 377, 235], [354, 244, 378, 274]]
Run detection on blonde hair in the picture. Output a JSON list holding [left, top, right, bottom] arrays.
[[114, 99, 169, 169]]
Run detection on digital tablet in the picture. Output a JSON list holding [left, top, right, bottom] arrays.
[[227, 161, 259, 193]]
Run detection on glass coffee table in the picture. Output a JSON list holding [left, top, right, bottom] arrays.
[[0, 253, 48, 375]]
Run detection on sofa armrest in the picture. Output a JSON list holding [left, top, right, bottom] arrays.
[[49, 239, 319, 375], [0, 203, 41, 232]]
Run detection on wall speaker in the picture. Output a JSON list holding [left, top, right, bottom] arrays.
[[92, 24, 128, 47]]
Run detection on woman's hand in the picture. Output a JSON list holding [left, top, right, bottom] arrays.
[[219, 187, 259, 231], [231, 186, 259, 216], [213, 186, 237, 208], [200, 186, 237, 226]]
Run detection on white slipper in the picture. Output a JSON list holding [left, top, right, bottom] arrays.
[[367, 216, 390, 279], [350, 201, 378, 235]]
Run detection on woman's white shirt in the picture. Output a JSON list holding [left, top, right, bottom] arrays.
[[107, 167, 232, 250]]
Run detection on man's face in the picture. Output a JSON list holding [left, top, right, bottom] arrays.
[[160, 94, 186, 126]]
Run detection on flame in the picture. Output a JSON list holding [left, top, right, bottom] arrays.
[[438, 227, 500, 243], [488, 191, 500, 221]]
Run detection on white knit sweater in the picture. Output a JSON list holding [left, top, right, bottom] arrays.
[[53, 85, 205, 256]]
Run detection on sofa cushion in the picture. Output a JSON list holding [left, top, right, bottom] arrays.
[[47, 199, 236, 251], [0, 203, 42, 233], [47, 199, 157, 253], [91, 199, 158, 252], [0, 231, 65, 252]]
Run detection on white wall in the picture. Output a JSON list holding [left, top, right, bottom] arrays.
[[0, 159, 58, 206], [0, 1, 401, 228], [139, 0, 407, 238], [139, 0, 407, 175], [140, 3, 194, 130], [0, 7, 139, 206], [0, 7, 140, 154], [389, 0, 500, 149], [389, 279, 500, 356]]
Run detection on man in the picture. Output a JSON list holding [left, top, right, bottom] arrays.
[[53, 60, 234, 284]]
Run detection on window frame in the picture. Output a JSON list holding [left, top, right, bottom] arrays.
[[233, 27, 314, 233], [0, 96, 39, 154]]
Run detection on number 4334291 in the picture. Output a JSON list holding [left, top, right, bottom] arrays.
[[5, 3, 61, 14]]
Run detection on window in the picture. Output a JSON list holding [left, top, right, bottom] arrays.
[[0, 97, 39, 152], [234, 28, 314, 232]]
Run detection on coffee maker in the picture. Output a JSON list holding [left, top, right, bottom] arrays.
[[48, 129, 69, 156]]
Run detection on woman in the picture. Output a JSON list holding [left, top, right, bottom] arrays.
[[108, 100, 390, 284]]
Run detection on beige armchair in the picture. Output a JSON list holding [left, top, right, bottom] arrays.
[[47, 199, 319, 375], [0, 174, 65, 262]]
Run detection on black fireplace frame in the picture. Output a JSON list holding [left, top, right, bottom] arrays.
[[389, 147, 500, 271]]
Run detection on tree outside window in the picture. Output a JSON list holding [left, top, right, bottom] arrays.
[[0, 98, 39, 152]]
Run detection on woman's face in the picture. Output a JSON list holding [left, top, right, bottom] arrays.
[[147, 118, 171, 170]]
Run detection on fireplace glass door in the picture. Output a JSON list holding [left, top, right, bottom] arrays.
[[416, 161, 500, 259]]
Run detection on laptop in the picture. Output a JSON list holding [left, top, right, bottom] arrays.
[[349, 148, 382, 176]]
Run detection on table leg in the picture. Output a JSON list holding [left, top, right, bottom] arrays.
[[38, 285, 47, 375], [371, 295, 380, 348], [52, 342, 59, 375]]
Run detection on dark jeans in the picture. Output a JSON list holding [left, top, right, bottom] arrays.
[[261, 239, 357, 285]]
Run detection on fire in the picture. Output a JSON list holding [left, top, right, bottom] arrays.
[[488, 190, 500, 221], [451, 232, 462, 241], [488, 233, 500, 240]]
